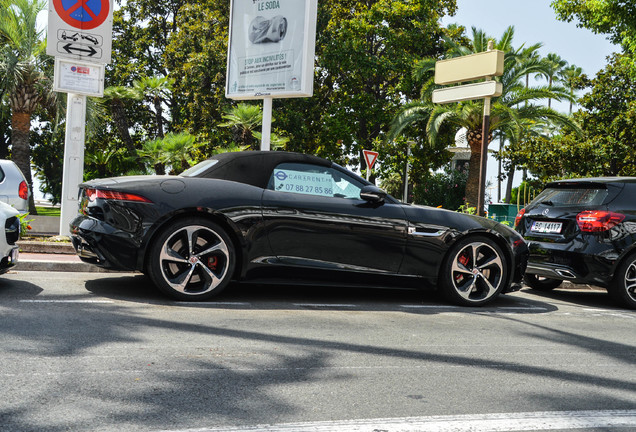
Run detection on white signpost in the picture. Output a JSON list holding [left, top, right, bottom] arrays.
[[432, 46, 504, 216], [226, 0, 318, 150], [47, 0, 113, 235]]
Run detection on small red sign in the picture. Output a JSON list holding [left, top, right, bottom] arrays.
[[363, 150, 379, 170]]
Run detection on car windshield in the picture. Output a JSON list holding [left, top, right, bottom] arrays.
[[531, 186, 608, 207], [180, 159, 219, 177]]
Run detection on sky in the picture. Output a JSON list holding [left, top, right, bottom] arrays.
[[440, 0, 619, 202], [442, 0, 617, 78]]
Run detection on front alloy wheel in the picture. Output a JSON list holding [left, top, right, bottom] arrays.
[[148, 218, 235, 300], [441, 236, 508, 306]]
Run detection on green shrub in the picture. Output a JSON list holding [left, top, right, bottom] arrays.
[[413, 169, 468, 211]]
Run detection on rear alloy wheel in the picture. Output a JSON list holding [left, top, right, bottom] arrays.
[[523, 274, 563, 291], [609, 254, 636, 310], [440, 236, 508, 306], [148, 218, 235, 301]]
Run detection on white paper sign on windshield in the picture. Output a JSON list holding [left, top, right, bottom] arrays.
[[272, 169, 333, 197]]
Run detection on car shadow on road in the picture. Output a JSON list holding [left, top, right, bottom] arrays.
[[0, 276, 43, 298], [518, 285, 621, 310], [83, 274, 558, 314]]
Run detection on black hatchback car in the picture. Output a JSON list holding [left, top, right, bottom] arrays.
[[515, 177, 636, 309]]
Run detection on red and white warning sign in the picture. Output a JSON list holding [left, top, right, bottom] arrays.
[[47, 0, 114, 64], [362, 150, 379, 170]]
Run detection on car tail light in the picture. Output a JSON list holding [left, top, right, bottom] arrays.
[[85, 188, 152, 203], [514, 208, 526, 228], [18, 181, 28, 200], [576, 210, 625, 232]]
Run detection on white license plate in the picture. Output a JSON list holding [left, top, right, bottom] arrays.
[[531, 221, 563, 233]]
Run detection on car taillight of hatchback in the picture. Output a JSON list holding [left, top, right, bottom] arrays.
[[18, 181, 28, 201], [576, 210, 624, 232]]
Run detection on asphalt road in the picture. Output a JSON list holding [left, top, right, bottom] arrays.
[[0, 271, 634, 432]]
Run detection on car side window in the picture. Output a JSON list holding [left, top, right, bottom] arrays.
[[268, 163, 363, 199]]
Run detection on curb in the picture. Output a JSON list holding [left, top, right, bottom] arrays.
[[15, 258, 122, 273], [18, 240, 75, 254]]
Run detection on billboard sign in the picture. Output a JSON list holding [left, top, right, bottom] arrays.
[[226, 0, 318, 100]]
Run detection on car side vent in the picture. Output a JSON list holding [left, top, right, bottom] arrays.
[[5, 216, 19, 245]]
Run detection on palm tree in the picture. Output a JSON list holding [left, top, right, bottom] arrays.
[[102, 85, 145, 170], [219, 103, 263, 150], [559, 64, 583, 114], [138, 138, 167, 175], [143, 132, 201, 174], [85, 146, 127, 178], [0, 0, 52, 214], [390, 26, 579, 207], [537, 53, 568, 108], [253, 131, 290, 150], [134, 76, 173, 139]]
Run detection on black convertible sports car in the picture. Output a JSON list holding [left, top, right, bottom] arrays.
[[70, 151, 528, 306]]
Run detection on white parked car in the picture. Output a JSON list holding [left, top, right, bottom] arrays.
[[0, 160, 29, 212], [0, 201, 19, 274]]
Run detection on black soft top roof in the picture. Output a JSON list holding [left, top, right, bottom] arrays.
[[185, 151, 332, 188]]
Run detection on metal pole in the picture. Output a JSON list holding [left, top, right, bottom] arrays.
[[403, 141, 411, 203], [477, 96, 491, 217], [261, 97, 273, 151], [497, 146, 502, 203], [59, 93, 86, 236]]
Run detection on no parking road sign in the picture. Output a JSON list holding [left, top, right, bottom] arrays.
[[47, 0, 113, 64]]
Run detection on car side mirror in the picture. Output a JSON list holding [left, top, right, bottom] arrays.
[[360, 185, 386, 203]]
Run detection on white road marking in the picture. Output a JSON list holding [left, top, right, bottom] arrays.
[[19, 299, 114, 303], [294, 303, 358, 308], [176, 302, 251, 306], [399, 305, 547, 311], [160, 409, 636, 432]]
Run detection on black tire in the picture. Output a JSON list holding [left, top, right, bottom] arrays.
[[609, 253, 636, 310], [523, 274, 563, 291], [439, 235, 508, 307], [147, 218, 235, 301]]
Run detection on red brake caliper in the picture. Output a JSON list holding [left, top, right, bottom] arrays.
[[207, 256, 218, 271], [456, 252, 470, 282]]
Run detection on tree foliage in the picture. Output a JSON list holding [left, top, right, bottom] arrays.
[[551, 0, 636, 56], [5, 0, 632, 209], [513, 52, 636, 182], [0, 0, 54, 213], [390, 26, 579, 207]]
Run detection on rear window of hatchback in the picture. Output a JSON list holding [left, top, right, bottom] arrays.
[[532, 187, 608, 207]]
